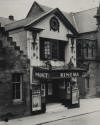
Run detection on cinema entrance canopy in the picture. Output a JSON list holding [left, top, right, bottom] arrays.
[[33, 66, 85, 80]]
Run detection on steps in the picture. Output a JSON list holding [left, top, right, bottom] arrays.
[[46, 103, 67, 113]]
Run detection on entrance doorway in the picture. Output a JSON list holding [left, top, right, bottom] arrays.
[[46, 81, 60, 103]]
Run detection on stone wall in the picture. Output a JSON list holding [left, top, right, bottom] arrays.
[[0, 27, 30, 120], [77, 31, 100, 98]]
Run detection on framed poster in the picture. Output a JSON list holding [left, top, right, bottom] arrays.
[[72, 89, 79, 104], [32, 85, 41, 111]]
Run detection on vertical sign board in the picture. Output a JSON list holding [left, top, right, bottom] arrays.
[[66, 82, 71, 99], [32, 85, 41, 112], [48, 83, 53, 95], [72, 89, 79, 104]]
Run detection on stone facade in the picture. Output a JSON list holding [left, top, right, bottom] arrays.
[[76, 31, 100, 98], [0, 27, 30, 120]]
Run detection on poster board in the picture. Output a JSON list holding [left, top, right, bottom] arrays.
[[72, 89, 79, 104], [32, 85, 41, 111]]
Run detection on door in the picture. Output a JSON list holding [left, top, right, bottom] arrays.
[[46, 81, 60, 103], [53, 82, 59, 102], [46, 82, 53, 103]]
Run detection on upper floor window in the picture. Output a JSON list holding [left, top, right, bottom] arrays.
[[77, 43, 82, 57], [44, 40, 51, 59], [77, 39, 97, 60], [12, 73, 23, 101], [40, 37, 66, 61], [86, 43, 89, 57]]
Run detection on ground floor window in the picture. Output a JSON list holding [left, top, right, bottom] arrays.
[[12, 73, 23, 101]]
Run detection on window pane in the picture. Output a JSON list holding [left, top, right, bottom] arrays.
[[77, 43, 82, 57], [59, 42, 65, 61], [52, 40, 58, 59], [12, 84, 16, 99], [12, 74, 22, 100], [16, 83, 20, 99], [44, 41, 51, 59], [40, 38, 66, 60]]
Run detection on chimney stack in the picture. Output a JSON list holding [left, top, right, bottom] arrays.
[[9, 15, 14, 21]]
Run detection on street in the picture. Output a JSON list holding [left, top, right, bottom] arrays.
[[43, 111, 100, 125], [1, 98, 100, 125]]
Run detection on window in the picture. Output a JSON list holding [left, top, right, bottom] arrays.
[[91, 45, 94, 57], [77, 43, 82, 57], [86, 44, 88, 57], [40, 38, 66, 61], [52, 40, 58, 59], [44, 41, 51, 59], [12, 74, 22, 101]]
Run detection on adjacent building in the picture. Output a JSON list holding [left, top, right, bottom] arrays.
[[0, 26, 30, 119]]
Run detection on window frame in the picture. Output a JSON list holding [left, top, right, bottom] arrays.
[[12, 73, 23, 102], [40, 37, 66, 61]]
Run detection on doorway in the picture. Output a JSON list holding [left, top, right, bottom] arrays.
[[46, 81, 60, 103]]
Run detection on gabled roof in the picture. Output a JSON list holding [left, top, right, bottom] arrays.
[[26, 1, 44, 18], [73, 7, 98, 33], [5, 2, 78, 35], [5, 1, 98, 34], [27, 2, 76, 29], [0, 17, 14, 27], [25, 8, 78, 34], [5, 15, 43, 31]]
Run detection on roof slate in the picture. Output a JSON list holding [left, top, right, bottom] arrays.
[[0, 17, 14, 27], [5, 13, 44, 31], [5, 2, 77, 33], [73, 7, 98, 33]]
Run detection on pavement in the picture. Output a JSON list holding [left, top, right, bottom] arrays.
[[1, 98, 100, 125]]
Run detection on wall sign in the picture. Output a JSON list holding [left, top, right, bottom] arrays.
[[34, 72, 49, 79], [60, 72, 79, 78], [33, 67, 80, 80]]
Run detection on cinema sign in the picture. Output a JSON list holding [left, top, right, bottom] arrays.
[[60, 72, 79, 78], [33, 67, 80, 79]]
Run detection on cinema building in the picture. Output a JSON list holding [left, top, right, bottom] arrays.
[[1, 1, 100, 119]]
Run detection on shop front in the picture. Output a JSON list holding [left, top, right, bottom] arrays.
[[31, 66, 83, 114]]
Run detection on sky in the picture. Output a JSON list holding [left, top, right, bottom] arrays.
[[0, 0, 99, 20]]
